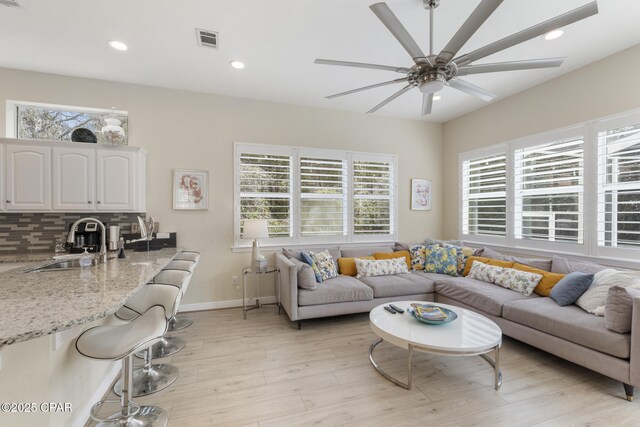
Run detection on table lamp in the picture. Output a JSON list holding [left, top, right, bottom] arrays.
[[242, 219, 269, 270]]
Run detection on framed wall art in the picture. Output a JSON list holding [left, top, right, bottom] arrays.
[[411, 179, 431, 211], [173, 169, 209, 210]]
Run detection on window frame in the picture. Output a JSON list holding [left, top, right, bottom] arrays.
[[233, 142, 398, 248], [459, 110, 640, 263]]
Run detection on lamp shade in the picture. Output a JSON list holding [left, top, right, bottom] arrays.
[[242, 219, 269, 239]]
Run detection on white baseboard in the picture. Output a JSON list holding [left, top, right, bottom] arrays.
[[179, 296, 277, 313], [69, 361, 120, 427]]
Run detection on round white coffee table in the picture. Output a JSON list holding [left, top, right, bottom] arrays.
[[369, 301, 502, 390]]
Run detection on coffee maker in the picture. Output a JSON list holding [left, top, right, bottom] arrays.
[[67, 221, 108, 253]]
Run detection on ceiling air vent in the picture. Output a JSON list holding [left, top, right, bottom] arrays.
[[0, 0, 21, 7], [196, 28, 218, 49]]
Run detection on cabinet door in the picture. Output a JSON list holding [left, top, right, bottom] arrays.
[[5, 145, 51, 210], [0, 145, 4, 211], [96, 150, 135, 211], [52, 147, 96, 211]]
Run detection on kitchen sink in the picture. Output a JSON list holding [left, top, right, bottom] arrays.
[[27, 258, 99, 272]]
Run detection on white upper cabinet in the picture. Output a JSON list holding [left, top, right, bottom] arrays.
[[5, 144, 51, 210], [0, 138, 146, 213], [52, 147, 96, 211], [96, 150, 135, 211]]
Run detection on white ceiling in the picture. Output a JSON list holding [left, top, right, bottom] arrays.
[[1, 0, 639, 122]]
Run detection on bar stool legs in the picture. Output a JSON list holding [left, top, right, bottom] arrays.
[[114, 347, 179, 398], [168, 315, 193, 331]]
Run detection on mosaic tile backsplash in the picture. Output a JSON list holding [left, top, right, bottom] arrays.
[[0, 213, 144, 252]]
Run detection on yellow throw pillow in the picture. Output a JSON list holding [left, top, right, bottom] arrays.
[[462, 256, 514, 276], [374, 251, 411, 269], [513, 263, 565, 296], [337, 256, 375, 276]]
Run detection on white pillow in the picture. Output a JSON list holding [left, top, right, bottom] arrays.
[[576, 269, 640, 316], [355, 258, 408, 278], [468, 261, 503, 283], [494, 268, 542, 296]]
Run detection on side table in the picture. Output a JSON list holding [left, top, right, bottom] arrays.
[[242, 266, 280, 319]]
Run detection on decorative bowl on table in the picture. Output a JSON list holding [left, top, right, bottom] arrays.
[[407, 304, 458, 325]]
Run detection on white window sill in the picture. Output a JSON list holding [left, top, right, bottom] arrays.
[[230, 240, 396, 253]]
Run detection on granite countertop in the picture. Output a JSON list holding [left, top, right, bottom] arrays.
[[0, 251, 56, 263], [0, 248, 181, 348]]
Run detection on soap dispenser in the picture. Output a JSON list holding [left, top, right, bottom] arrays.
[[79, 248, 93, 268]]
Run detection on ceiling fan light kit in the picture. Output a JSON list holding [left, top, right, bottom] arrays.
[[315, 0, 598, 116]]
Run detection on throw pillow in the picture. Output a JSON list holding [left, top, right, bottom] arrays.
[[442, 244, 476, 275], [355, 258, 409, 278], [468, 260, 504, 283], [551, 255, 607, 275], [549, 272, 594, 307], [308, 249, 339, 281], [301, 251, 323, 283], [289, 257, 318, 290], [462, 256, 514, 276], [424, 245, 459, 276], [513, 263, 565, 296], [409, 245, 427, 270], [605, 286, 640, 333], [480, 247, 551, 271], [494, 268, 542, 296], [480, 247, 508, 261], [374, 251, 411, 269], [576, 269, 640, 316], [337, 256, 375, 276]]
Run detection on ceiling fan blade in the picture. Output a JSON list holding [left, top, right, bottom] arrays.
[[422, 93, 434, 116], [370, 2, 428, 64], [454, 1, 598, 66], [315, 59, 411, 74], [457, 57, 566, 76], [367, 84, 414, 114], [326, 77, 409, 99], [448, 78, 497, 102], [436, 0, 503, 64]]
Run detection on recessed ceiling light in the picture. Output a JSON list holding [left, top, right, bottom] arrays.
[[108, 40, 128, 51], [433, 95, 442, 101], [230, 60, 245, 69], [543, 29, 564, 41]]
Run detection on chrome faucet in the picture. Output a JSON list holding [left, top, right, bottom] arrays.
[[66, 217, 108, 263]]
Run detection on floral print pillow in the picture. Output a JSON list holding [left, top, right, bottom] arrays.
[[308, 250, 339, 281], [355, 258, 409, 278], [468, 260, 503, 283], [424, 246, 459, 277], [444, 243, 476, 275], [301, 251, 323, 283], [494, 268, 542, 296], [409, 245, 426, 270]]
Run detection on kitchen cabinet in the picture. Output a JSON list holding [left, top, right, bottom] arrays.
[[0, 138, 146, 213], [52, 147, 96, 211], [5, 144, 51, 210]]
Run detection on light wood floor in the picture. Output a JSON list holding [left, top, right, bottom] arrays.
[[92, 306, 639, 427]]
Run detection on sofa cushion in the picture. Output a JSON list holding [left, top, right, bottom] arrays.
[[605, 286, 640, 333], [290, 258, 318, 290], [435, 277, 539, 317], [551, 255, 608, 275], [358, 273, 435, 298], [298, 275, 373, 306], [411, 271, 449, 282], [340, 246, 394, 258], [481, 247, 552, 272], [284, 246, 340, 263], [503, 298, 631, 359]]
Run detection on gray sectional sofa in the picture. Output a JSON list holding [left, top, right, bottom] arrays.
[[275, 244, 639, 401]]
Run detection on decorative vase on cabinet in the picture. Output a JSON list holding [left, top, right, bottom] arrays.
[[101, 117, 126, 145]]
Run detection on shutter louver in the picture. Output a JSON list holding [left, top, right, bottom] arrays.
[[514, 138, 584, 244], [597, 123, 640, 249], [239, 153, 292, 238], [300, 157, 347, 236], [462, 154, 507, 237], [353, 160, 393, 235]]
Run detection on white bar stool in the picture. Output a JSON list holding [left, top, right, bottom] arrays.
[[75, 285, 179, 427], [113, 276, 191, 398], [173, 251, 200, 263], [159, 258, 199, 331]]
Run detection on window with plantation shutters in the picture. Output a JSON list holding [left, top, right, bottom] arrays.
[[234, 143, 397, 246], [597, 121, 640, 249], [299, 156, 347, 237], [514, 136, 584, 244], [353, 158, 394, 236], [238, 151, 292, 239], [461, 153, 507, 238]]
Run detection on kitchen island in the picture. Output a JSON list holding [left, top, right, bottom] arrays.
[[0, 247, 181, 348]]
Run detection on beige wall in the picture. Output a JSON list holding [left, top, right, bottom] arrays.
[[0, 67, 443, 305], [442, 44, 640, 240]]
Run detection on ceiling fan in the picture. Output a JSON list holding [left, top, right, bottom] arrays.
[[315, 0, 598, 115]]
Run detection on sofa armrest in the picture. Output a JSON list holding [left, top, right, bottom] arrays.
[[630, 295, 640, 386], [276, 253, 299, 321]]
